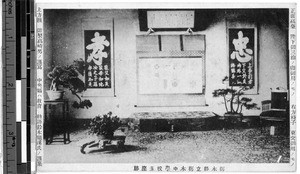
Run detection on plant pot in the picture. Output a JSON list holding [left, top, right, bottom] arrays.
[[97, 134, 113, 140], [113, 129, 126, 141], [223, 113, 243, 127], [96, 134, 107, 140], [96, 134, 112, 148], [46, 90, 64, 100], [224, 113, 243, 118]]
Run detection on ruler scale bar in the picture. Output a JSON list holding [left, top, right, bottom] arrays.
[[3, 0, 17, 169], [16, 122, 21, 164], [16, 81, 21, 122], [17, 1, 25, 172], [20, 0, 26, 37], [2, 0, 30, 173], [21, 121, 27, 163], [19, 0, 30, 173], [16, 0, 22, 172], [16, 0, 20, 82], [3, 0, 34, 173]]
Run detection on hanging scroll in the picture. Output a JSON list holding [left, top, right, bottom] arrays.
[[228, 28, 255, 87], [84, 30, 111, 88]]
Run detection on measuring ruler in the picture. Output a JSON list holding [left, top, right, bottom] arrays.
[[2, 0, 17, 173], [2, 0, 33, 173]]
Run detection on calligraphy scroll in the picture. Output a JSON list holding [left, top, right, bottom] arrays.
[[228, 28, 255, 87], [84, 30, 111, 88]]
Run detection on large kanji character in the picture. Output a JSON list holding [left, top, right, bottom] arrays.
[[86, 32, 110, 66], [230, 31, 253, 63]]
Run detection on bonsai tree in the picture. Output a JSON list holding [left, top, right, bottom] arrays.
[[89, 112, 122, 139], [47, 59, 92, 109], [80, 112, 123, 153], [212, 76, 259, 115]]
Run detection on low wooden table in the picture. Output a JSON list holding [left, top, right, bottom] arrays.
[[136, 111, 218, 132]]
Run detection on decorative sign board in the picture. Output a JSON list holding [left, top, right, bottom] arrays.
[[228, 28, 255, 87], [147, 11, 195, 28], [84, 30, 112, 88], [138, 58, 203, 94]]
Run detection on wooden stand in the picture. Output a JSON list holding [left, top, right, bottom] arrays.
[[44, 99, 71, 144], [81, 136, 126, 154], [260, 91, 289, 135]]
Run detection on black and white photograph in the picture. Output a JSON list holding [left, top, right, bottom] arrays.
[[32, 2, 296, 173]]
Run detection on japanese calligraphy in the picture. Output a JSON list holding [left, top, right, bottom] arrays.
[[36, 5, 44, 166], [133, 165, 225, 172], [86, 32, 110, 66], [229, 29, 255, 87], [231, 31, 253, 63], [84, 30, 112, 88]]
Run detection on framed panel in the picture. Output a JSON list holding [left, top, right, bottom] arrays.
[[136, 34, 206, 106], [147, 10, 195, 29], [228, 28, 255, 86], [84, 30, 112, 89], [81, 19, 115, 96], [227, 26, 258, 94]]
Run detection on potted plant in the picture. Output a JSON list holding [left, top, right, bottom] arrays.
[[212, 76, 259, 123], [80, 112, 124, 153], [46, 65, 67, 100], [88, 112, 122, 140], [47, 59, 92, 109]]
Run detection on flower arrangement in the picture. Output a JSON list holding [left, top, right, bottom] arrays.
[[89, 112, 122, 139], [47, 59, 92, 109]]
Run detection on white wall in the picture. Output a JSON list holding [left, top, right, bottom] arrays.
[[44, 9, 288, 118]]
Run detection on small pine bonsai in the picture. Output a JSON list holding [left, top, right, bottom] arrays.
[[212, 76, 259, 115], [47, 59, 92, 109]]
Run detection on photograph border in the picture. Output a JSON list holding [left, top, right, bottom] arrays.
[[33, 2, 296, 173]]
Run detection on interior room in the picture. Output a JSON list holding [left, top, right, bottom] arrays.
[[41, 8, 290, 164]]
